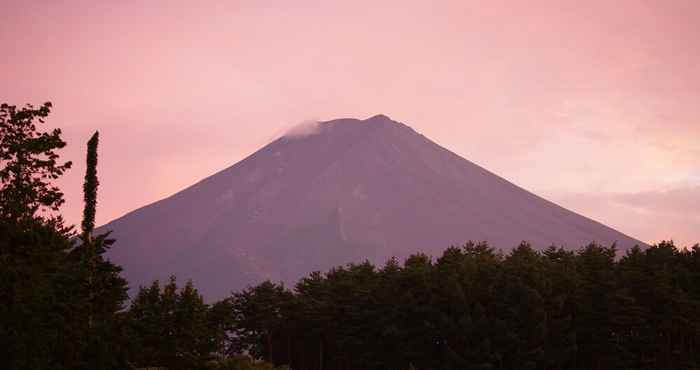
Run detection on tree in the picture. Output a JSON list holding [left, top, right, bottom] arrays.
[[81, 132, 99, 236], [175, 280, 216, 368], [230, 281, 294, 363], [0, 217, 78, 370], [67, 131, 129, 370], [127, 277, 217, 370], [542, 246, 578, 370], [0, 102, 71, 222], [208, 298, 237, 358], [0, 101, 79, 370], [127, 280, 164, 367]]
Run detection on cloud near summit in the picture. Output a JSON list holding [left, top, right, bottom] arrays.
[[283, 120, 323, 139]]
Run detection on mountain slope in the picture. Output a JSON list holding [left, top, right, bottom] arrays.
[[103, 114, 643, 299]]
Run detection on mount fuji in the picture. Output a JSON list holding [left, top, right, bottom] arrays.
[[103, 114, 643, 299]]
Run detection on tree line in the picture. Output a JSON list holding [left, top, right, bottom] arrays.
[[1, 102, 699, 370], [225, 241, 700, 370]]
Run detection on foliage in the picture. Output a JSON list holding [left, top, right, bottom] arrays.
[[0, 217, 77, 369], [127, 277, 217, 370], [228, 281, 295, 361], [81, 131, 99, 235], [0, 102, 71, 222], [225, 241, 700, 370]]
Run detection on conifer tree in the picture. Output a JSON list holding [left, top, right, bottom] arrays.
[[82, 132, 99, 237], [80, 132, 99, 330], [127, 277, 217, 369], [70, 130, 128, 370]]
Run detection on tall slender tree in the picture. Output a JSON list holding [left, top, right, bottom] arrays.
[[70, 131, 128, 370], [81, 132, 99, 238], [81, 132, 99, 330]]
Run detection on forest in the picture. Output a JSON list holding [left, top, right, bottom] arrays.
[[2, 102, 700, 370]]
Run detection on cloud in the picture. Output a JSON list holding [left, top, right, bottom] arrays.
[[613, 186, 700, 216], [282, 120, 323, 139], [550, 185, 700, 248]]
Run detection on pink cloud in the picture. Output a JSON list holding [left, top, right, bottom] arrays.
[[552, 186, 700, 248]]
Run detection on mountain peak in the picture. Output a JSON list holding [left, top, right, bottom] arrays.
[[365, 113, 393, 122]]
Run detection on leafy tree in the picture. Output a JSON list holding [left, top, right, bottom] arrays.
[[0, 101, 78, 370], [0, 102, 71, 222]]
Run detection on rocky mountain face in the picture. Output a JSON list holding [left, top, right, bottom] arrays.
[[103, 114, 643, 299]]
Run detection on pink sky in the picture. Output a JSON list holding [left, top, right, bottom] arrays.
[[3, 0, 699, 247]]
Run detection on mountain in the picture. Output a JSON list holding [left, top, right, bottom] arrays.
[[103, 114, 643, 299]]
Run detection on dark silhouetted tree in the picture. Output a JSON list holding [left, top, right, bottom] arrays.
[[81, 131, 99, 236], [0, 102, 77, 370], [0, 102, 71, 222], [128, 277, 216, 370]]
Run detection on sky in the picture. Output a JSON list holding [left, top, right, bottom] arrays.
[[2, 0, 698, 247]]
